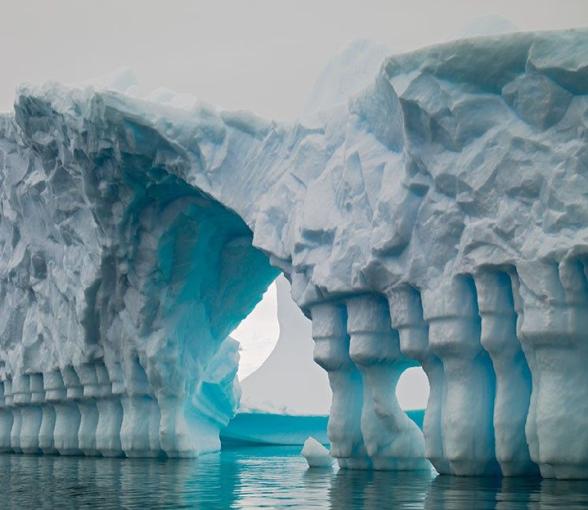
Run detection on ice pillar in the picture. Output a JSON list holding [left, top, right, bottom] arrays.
[[95, 362, 124, 457], [516, 260, 588, 479], [20, 373, 44, 454], [0, 381, 13, 452], [158, 393, 192, 457], [157, 392, 219, 458], [76, 363, 100, 456], [10, 374, 28, 453], [52, 368, 81, 455], [40, 370, 61, 454], [423, 277, 499, 476], [346, 294, 427, 470], [387, 286, 448, 474], [474, 270, 537, 476], [120, 356, 161, 457], [311, 301, 368, 469]]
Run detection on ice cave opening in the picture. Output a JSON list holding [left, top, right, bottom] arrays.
[[230, 281, 280, 381], [108, 172, 281, 458]]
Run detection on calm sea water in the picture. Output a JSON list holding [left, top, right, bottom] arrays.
[[0, 446, 587, 509]]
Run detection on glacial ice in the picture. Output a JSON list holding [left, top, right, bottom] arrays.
[[301, 436, 333, 468], [0, 29, 587, 479], [224, 274, 426, 447]]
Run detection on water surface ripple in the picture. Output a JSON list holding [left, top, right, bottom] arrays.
[[0, 446, 587, 509]]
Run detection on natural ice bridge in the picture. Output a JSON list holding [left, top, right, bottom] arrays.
[[0, 29, 587, 479]]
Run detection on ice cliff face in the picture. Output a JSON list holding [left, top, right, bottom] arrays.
[[0, 92, 277, 457], [0, 29, 587, 478]]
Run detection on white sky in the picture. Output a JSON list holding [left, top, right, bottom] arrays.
[[1, 1, 587, 119], [1, 0, 586, 408], [233, 282, 279, 380]]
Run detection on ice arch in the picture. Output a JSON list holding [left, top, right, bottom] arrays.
[[0, 29, 587, 480], [110, 180, 279, 457], [0, 92, 279, 458]]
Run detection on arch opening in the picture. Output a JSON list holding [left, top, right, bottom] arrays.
[[230, 281, 280, 381], [116, 169, 280, 457], [396, 367, 430, 411]]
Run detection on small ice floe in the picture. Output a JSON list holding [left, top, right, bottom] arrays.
[[301, 436, 333, 468]]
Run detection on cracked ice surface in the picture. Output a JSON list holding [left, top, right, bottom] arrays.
[[0, 29, 587, 477]]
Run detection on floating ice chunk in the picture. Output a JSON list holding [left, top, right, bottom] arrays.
[[301, 436, 332, 468]]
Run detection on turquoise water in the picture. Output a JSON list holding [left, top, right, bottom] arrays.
[[0, 447, 587, 509], [220, 410, 424, 446]]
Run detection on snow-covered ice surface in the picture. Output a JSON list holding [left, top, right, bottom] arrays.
[[0, 29, 587, 479]]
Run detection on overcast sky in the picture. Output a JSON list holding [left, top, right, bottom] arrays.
[[1, 1, 587, 119], [2, 1, 586, 405]]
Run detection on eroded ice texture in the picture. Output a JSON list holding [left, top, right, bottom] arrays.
[[0, 29, 587, 477], [0, 98, 278, 458]]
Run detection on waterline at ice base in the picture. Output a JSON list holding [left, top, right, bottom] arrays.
[[0, 29, 587, 480]]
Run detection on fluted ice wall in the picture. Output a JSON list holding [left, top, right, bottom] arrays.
[[296, 30, 588, 479], [0, 29, 586, 477], [308, 263, 588, 479], [0, 90, 278, 457], [0, 337, 243, 458]]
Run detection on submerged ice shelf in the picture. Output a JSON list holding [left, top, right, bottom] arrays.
[[0, 29, 587, 478]]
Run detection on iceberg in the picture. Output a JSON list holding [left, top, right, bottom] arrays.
[[0, 29, 587, 479], [301, 436, 333, 468]]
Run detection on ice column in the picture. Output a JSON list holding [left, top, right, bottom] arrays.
[[20, 373, 44, 454], [474, 270, 537, 476], [0, 381, 13, 452], [10, 374, 28, 453], [311, 302, 368, 469], [423, 277, 499, 476], [516, 260, 588, 479], [387, 286, 448, 474], [157, 391, 208, 457], [40, 370, 61, 454], [120, 356, 161, 457], [76, 363, 100, 456], [95, 362, 124, 457], [346, 294, 427, 470], [52, 368, 81, 455]]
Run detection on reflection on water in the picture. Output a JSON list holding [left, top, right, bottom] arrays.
[[0, 447, 587, 509]]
